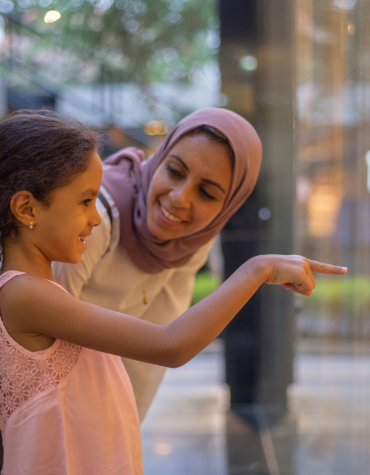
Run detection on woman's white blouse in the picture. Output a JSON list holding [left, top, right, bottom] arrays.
[[52, 186, 212, 421]]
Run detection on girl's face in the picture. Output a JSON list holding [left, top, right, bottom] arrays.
[[32, 151, 103, 264], [146, 133, 233, 240]]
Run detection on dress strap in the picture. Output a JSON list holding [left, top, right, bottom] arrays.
[[0, 271, 25, 289], [0, 271, 66, 292]]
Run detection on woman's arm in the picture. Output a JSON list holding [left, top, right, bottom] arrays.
[[1, 255, 346, 367]]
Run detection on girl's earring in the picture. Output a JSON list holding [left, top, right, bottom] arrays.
[[29, 221, 34, 230]]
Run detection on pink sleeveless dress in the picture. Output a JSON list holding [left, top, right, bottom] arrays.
[[0, 271, 143, 475]]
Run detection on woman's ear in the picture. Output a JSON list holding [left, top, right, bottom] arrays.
[[10, 191, 38, 228]]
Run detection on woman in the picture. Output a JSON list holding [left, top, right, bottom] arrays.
[[53, 107, 262, 421]]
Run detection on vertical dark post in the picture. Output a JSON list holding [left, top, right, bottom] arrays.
[[220, 0, 294, 413]]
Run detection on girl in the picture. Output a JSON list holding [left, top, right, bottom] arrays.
[[0, 111, 346, 474], [53, 107, 263, 422]]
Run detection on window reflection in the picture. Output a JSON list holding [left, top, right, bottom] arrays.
[[294, 2, 370, 471], [296, 0, 370, 337]]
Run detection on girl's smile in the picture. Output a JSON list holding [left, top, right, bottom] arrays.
[[78, 233, 92, 250], [146, 133, 233, 240]]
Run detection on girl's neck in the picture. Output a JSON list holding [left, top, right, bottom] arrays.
[[2, 240, 55, 281]]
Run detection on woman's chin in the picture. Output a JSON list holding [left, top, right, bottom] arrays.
[[147, 219, 184, 240]]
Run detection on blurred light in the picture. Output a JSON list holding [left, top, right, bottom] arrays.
[[347, 24, 356, 35], [166, 12, 182, 24], [153, 442, 173, 456], [208, 16, 220, 29], [240, 55, 258, 71], [0, 16, 4, 45], [333, 0, 357, 9], [0, 1, 14, 13], [23, 9, 38, 24], [144, 120, 168, 136], [70, 12, 84, 27], [88, 17, 103, 31], [116, 0, 128, 9], [162, 47, 178, 63], [365, 151, 370, 193], [44, 10, 61, 24], [216, 93, 228, 107], [308, 186, 342, 237], [206, 31, 221, 49], [258, 208, 271, 220], [125, 19, 139, 33]]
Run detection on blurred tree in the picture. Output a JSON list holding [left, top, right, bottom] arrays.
[[4, 0, 220, 90]]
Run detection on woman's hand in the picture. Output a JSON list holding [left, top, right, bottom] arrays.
[[247, 255, 347, 296]]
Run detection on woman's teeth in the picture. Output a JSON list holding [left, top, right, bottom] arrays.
[[79, 236, 87, 244], [160, 204, 182, 222]]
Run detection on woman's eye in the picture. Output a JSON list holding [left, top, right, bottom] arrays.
[[200, 189, 216, 200], [81, 199, 92, 206], [166, 165, 182, 178]]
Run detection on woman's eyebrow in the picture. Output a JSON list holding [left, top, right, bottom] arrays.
[[201, 178, 226, 194], [170, 154, 189, 171], [169, 154, 226, 194]]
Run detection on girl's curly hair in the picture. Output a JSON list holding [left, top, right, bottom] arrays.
[[0, 110, 101, 269]]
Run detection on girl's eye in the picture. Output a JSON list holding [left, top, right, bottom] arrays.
[[166, 165, 182, 178], [81, 199, 92, 206], [200, 188, 216, 200]]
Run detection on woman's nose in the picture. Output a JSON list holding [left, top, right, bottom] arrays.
[[169, 183, 192, 208]]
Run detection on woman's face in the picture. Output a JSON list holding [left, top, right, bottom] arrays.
[[146, 133, 233, 240]]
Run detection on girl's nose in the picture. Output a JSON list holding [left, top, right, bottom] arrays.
[[91, 203, 102, 227], [169, 183, 192, 208]]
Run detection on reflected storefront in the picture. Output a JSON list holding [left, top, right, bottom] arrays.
[[293, 0, 370, 473], [220, 0, 370, 473], [295, 0, 370, 338]]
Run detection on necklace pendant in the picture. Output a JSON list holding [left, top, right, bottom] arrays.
[[143, 290, 148, 305]]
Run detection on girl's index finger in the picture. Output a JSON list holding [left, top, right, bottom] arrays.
[[307, 259, 347, 275]]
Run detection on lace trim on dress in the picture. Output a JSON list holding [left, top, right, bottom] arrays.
[[0, 331, 82, 432], [0, 271, 82, 432], [0, 271, 26, 287]]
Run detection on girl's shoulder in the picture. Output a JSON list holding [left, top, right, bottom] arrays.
[[0, 273, 66, 320], [0, 272, 67, 352], [0, 271, 64, 293]]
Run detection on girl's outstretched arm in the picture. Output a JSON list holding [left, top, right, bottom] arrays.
[[0, 255, 346, 367]]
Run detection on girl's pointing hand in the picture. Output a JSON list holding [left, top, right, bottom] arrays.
[[249, 255, 347, 296]]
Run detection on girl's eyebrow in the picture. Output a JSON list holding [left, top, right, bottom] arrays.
[[79, 189, 99, 197], [169, 154, 226, 195]]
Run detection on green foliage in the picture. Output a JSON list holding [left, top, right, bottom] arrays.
[[7, 0, 219, 86], [191, 271, 221, 306], [300, 276, 370, 315]]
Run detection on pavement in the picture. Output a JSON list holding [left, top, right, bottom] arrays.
[[141, 339, 370, 475]]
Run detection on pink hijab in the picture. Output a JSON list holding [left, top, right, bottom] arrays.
[[102, 108, 262, 274]]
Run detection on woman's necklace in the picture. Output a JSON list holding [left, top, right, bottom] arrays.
[[142, 289, 148, 305]]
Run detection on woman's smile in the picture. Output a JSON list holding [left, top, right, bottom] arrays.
[[159, 203, 187, 225]]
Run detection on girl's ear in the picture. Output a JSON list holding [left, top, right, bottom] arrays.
[[10, 191, 38, 228]]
